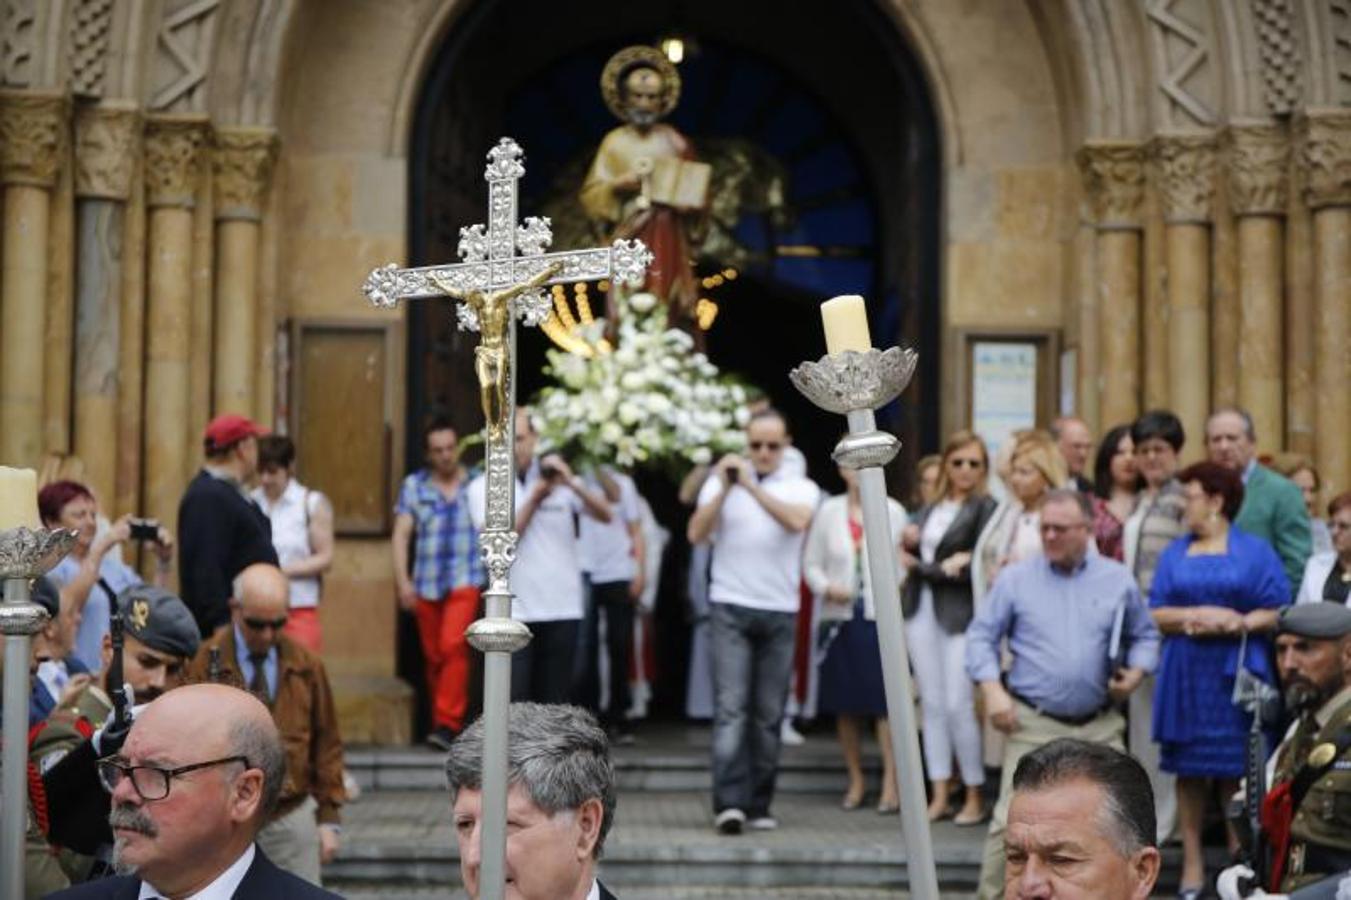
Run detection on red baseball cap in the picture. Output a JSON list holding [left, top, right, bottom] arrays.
[[203, 413, 268, 452]]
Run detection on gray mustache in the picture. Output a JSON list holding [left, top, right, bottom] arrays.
[[109, 804, 158, 837]]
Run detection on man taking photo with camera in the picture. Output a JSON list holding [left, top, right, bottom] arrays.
[[466, 407, 612, 704]]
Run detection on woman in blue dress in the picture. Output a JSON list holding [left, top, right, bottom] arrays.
[[1150, 461, 1288, 898]]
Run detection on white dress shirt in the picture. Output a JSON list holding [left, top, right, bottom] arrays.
[[139, 843, 254, 900]]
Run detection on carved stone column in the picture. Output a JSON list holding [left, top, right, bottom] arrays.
[[72, 103, 139, 505], [1285, 130, 1315, 455], [1151, 134, 1216, 456], [1227, 123, 1289, 450], [143, 115, 209, 533], [1079, 141, 1146, 428], [212, 128, 278, 417], [0, 91, 68, 467], [1301, 110, 1351, 496]]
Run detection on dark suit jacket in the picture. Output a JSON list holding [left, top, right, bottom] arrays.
[[177, 470, 279, 636], [599, 881, 619, 900], [42, 846, 343, 899], [901, 494, 998, 634]]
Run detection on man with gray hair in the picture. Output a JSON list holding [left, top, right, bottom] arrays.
[[1205, 406, 1311, 595], [44, 684, 341, 898], [966, 489, 1161, 899], [445, 703, 619, 900], [1003, 738, 1161, 899]]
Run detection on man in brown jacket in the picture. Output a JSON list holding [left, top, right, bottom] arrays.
[[186, 562, 345, 885]]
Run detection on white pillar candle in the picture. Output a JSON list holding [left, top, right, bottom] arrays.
[[0, 467, 39, 531], [820, 294, 872, 355]]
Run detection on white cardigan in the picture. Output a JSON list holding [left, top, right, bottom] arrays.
[[802, 493, 908, 622], [1296, 552, 1348, 606]]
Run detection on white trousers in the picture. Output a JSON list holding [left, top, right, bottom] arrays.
[[1128, 675, 1177, 843], [904, 589, 985, 786]]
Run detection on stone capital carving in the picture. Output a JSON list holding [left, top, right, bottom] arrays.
[[1150, 134, 1217, 224], [1226, 123, 1290, 216], [213, 128, 278, 221], [74, 103, 139, 200], [0, 90, 68, 188], [144, 114, 210, 208], [1077, 141, 1146, 229], [1299, 109, 1351, 209]]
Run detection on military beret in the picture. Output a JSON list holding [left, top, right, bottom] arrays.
[[1278, 602, 1351, 639], [31, 576, 59, 619], [115, 585, 200, 659]]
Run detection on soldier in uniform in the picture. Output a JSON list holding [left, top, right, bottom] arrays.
[[1219, 602, 1351, 897], [26, 584, 200, 887]]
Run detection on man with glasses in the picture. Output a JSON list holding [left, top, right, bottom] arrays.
[[26, 585, 201, 886], [185, 563, 345, 885], [966, 489, 1160, 899], [688, 408, 820, 835], [48, 683, 341, 898]]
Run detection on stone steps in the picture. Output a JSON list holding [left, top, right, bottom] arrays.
[[332, 727, 1222, 896], [346, 733, 882, 794]]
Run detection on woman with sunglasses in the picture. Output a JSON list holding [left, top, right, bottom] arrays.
[[900, 429, 997, 825]]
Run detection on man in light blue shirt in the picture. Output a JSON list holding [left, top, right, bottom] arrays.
[[965, 489, 1160, 900]]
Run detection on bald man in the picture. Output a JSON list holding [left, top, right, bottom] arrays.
[[43, 684, 341, 898], [183, 563, 345, 886], [1052, 417, 1095, 493]]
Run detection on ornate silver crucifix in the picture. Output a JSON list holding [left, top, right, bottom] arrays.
[[362, 136, 651, 900]]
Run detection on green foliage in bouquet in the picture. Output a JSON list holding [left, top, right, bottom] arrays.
[[531, 292, 749, 474]]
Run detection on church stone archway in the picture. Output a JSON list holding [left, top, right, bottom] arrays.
[[406, 0, 942, 716]]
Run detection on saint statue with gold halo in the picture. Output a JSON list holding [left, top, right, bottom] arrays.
[[581, 46, 710, 344]]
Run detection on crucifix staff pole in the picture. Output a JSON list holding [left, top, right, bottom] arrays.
[[363, 137, 651, 900]]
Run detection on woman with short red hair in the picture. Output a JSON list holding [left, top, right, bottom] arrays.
[[1147, 461, 1288, 897], [39, 480, 174, 672]]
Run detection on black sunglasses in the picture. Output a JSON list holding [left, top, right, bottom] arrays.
[[949, 458, 984, 469], [749, 441, 783, 451], [243, 616, 288, 631]]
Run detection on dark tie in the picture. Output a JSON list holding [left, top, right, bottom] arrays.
[[249, 653, 271, 704]]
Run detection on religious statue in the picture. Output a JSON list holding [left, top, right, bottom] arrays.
[[581, 46, 710, 343], [428, 262, 563, 439]]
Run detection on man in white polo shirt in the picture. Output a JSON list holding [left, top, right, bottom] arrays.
[[468, 408, 612, 703], [688, 408, 820, 834]]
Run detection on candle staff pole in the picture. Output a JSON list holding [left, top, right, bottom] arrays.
[[0, 526, 78, 900], [789, 346, 939, 899]]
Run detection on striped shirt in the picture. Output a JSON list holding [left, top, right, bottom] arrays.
[[395, 470, 483, 599]]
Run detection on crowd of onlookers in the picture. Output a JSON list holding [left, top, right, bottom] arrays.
[[23, 415, 347, 893], [19, 397, 1350, 898]]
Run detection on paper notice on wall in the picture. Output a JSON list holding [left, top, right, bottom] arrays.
[[971, 342, 1038, 460]]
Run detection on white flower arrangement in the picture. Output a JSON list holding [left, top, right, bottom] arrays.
[[532, 293, 748, 472]]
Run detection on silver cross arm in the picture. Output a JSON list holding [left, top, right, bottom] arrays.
[[362, 239, 652, 311]]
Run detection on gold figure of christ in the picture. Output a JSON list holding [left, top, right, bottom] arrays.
[[427, 262, 562, 439]]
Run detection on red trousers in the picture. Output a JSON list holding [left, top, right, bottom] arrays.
[[283, 607, 322, 654], [415, 586, 481, 731]]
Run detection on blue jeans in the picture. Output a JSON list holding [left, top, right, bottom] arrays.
[[709, 601, 797, 817]]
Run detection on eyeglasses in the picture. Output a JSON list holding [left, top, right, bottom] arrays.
[[749, 442, 783, 451], [97, 755, 250, 801], [948, 458, 984, 469], [1040, 522, 1087, 535], [243, 616, 288, 631]]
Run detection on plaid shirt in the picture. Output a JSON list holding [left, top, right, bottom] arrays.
[[395, 470, 483, 599]]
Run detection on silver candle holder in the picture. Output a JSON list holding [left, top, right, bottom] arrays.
[[790, 346, 940, 899], [1, 525, 78, 900]]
